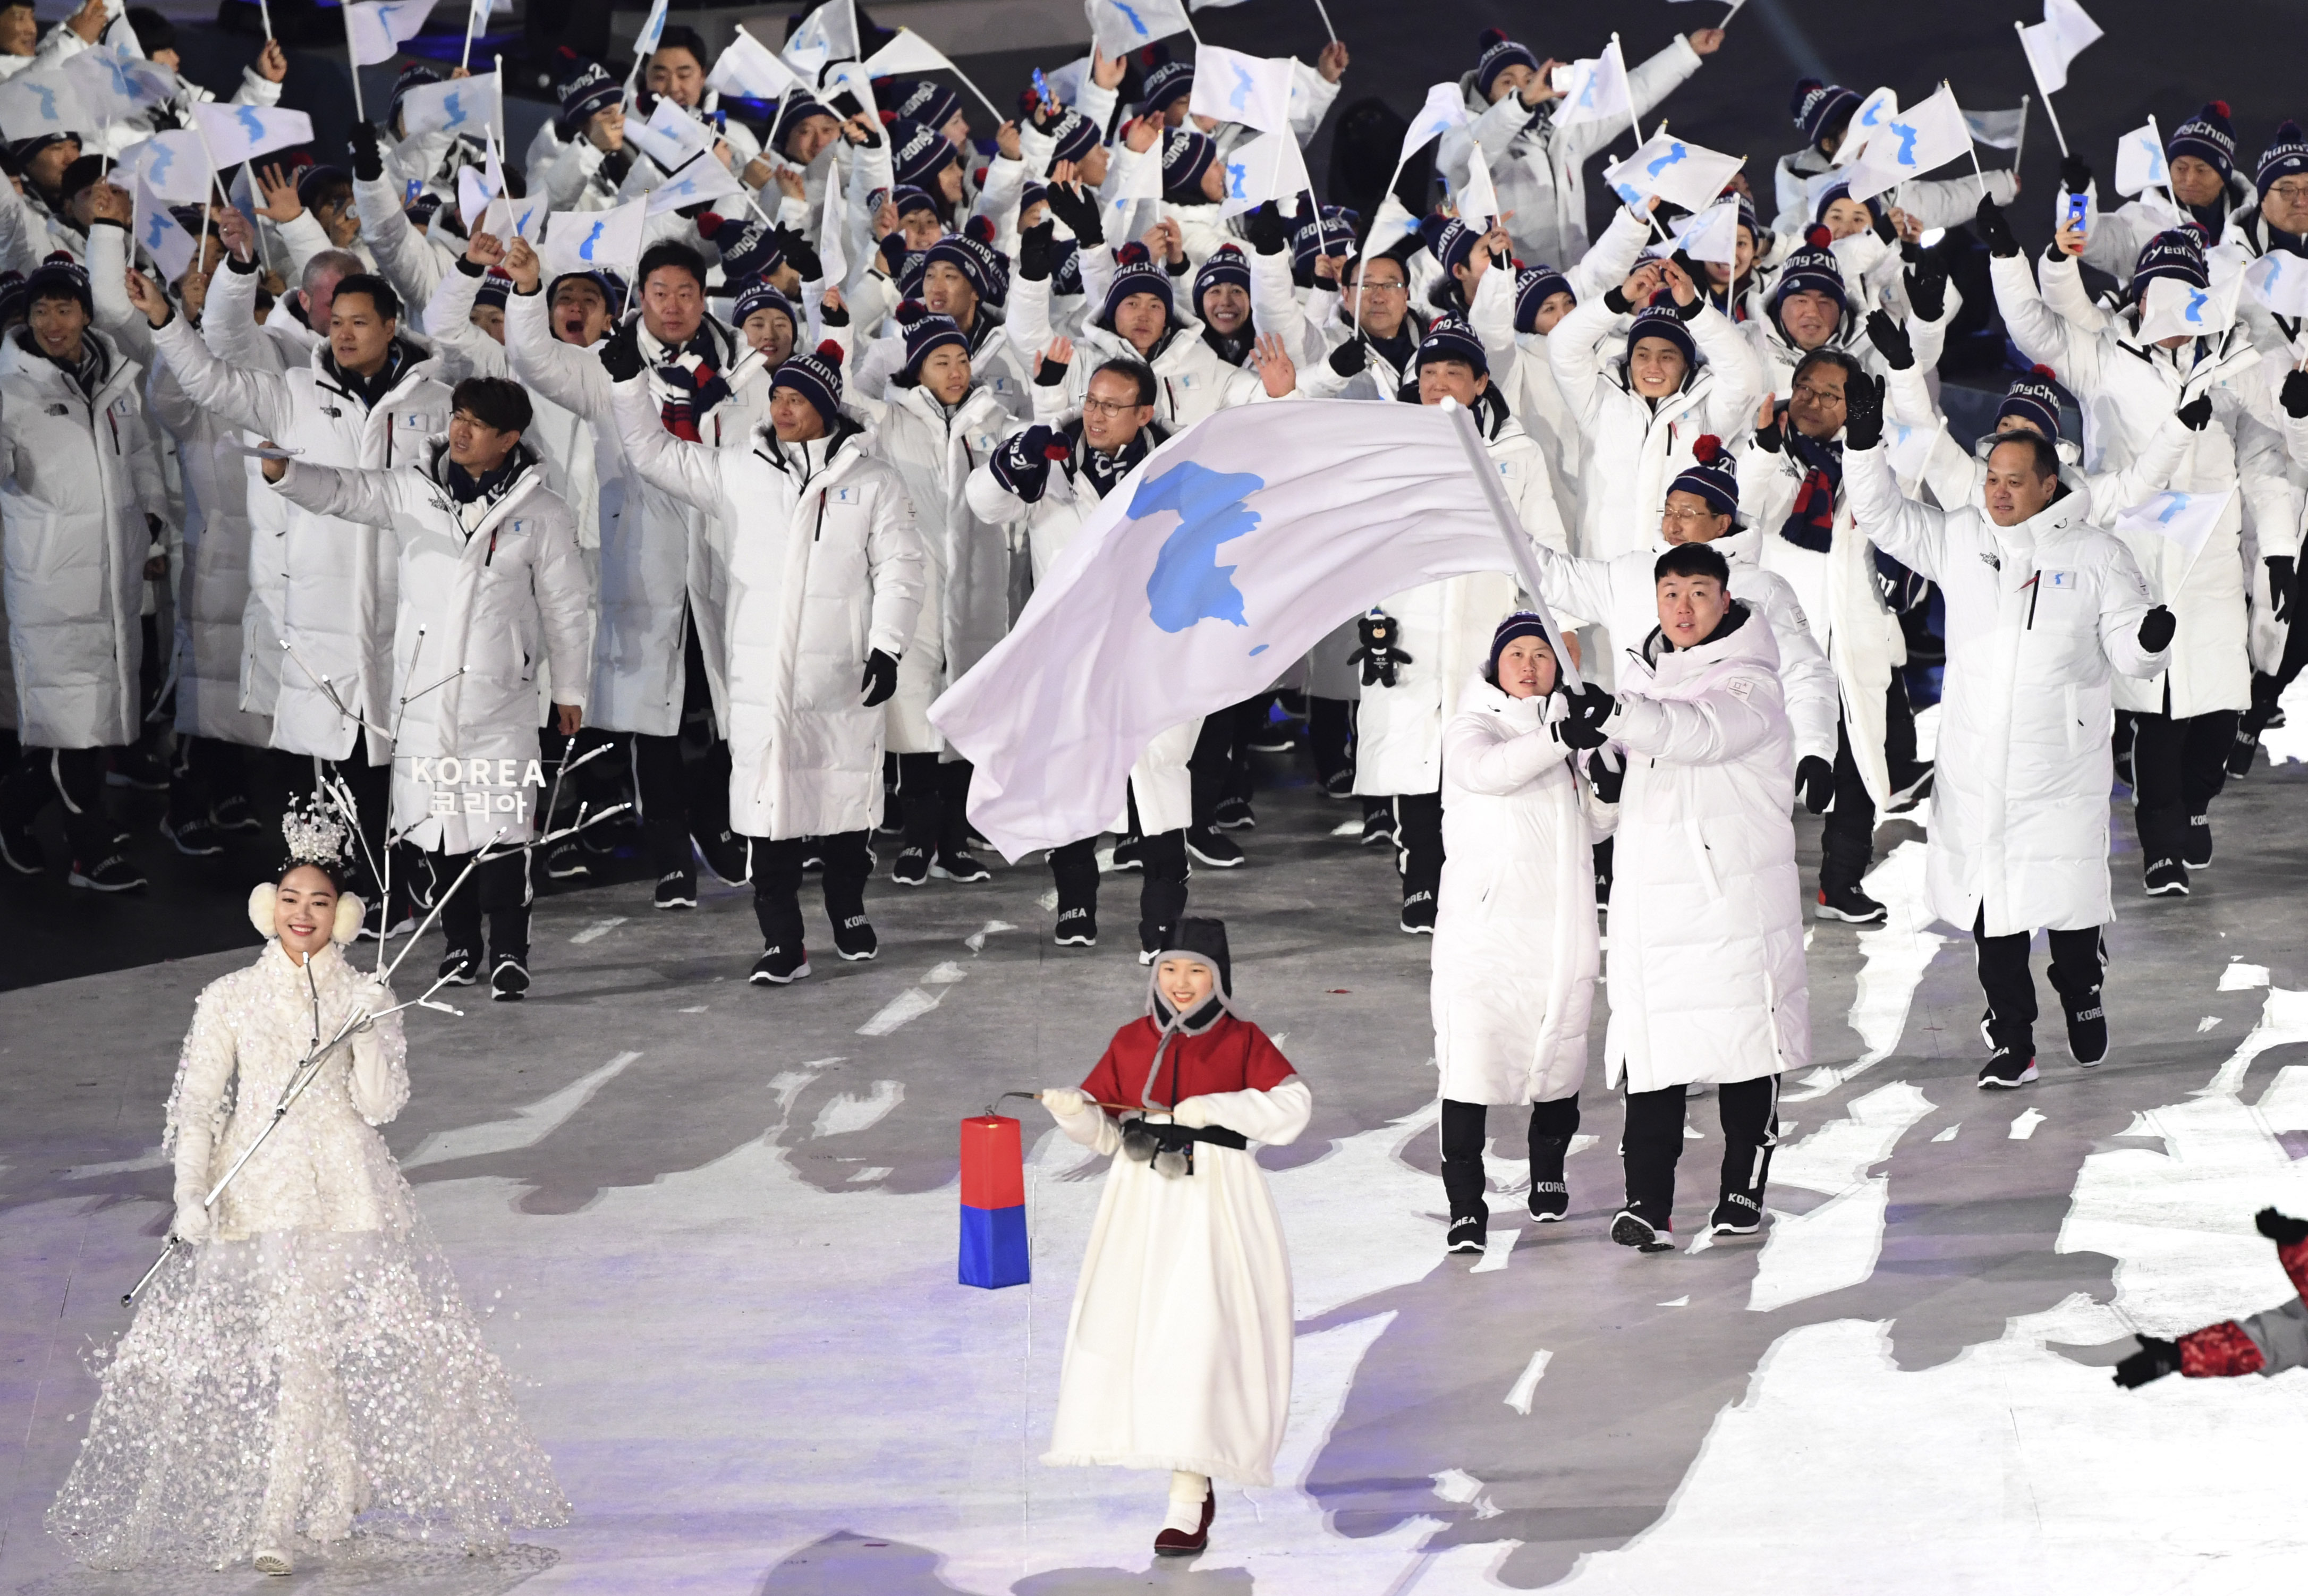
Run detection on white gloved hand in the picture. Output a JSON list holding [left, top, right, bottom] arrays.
[[1170, 1096, 1211, 1129], [1040, 1087, 1089, 1117], [172, 1187, 211, 1242]]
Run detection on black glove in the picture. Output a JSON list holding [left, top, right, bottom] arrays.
[[348, 121, 383, 182], [2282, 368, 2308, 420], [1797, 754, 1835, 814], [2059, 155, 2094, 197], [1245, 200, 1291, 256], [598, 334, 646, 384], [2112, 1335, 2180, 1389], [1870, 203, 1898, 244], [860, 649, 898, 707], [1864, 309, 1913, 371], [1558, 683, 1617, 750], [877, 232, 909, 276], [2267, 557, 2296, 625], [2137, 605, 2177, 652], [1975, 196, 2018, 259], [1032, 348, 1068, 387], [599, 145, 634, 186], [1584, 748, 1625, 804], [817, 297, 848, 328], [1754, 403, 1784, 453], [772, 225, 822, 283], [1843, 372, 1886, 452], [1043, 182, 1103, 248], [2258, 1207, 2308, 1247], [2176, 391, 2214, 431], [990, 424, 1065, 500], [1903, 247, 1948, 321], [1327, 338, 1367, 377], [1347, 611, 1413, 688], [1017, 218, 1055, 281]]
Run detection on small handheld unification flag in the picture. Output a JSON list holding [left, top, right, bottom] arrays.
[[1104, 130, 1162, 233], [2017, 0, 2101, 97], [646, 152, 743, 217], [1399, 81, 1468, 166], [958, 1114, 1028, 1289], [861, 27, 953, 80], [1846, 82, 1971, 203], [61, 45, 175, 120], [708, 28, 801, 100], [543, 197, 646, 282], [397, 72, 495, 140], [2243, 250, 2308, 319], [2115, 487, 2231, 586], [1963, 104, 2028, 151], [1602, 130, 1742, 214], [1548, 38, 1631, 132], [780, 0, 856, 74], [2135, 272, 2238, 344], [626, 95, 717, 172], [1187, 45, 1292, 136], [129, 129, 208, 204], [1216, 128, 1311, 219], [192, 103, 315, 167], [343, 0, 434, 68], [2112, 122, 2168, 197], [631, 0, 671, 64], [1084, 0, 1191, 53], [1456, 142, 1497, 226], [131, 176, 198, 284], [1642, 197, 1741, 265], [0, 70, 89, 144], [1832, 87, 1897, 168]]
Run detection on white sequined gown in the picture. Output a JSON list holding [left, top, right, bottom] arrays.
[[47, 940, 569, 1570]]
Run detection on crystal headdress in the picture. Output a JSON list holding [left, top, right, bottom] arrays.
[[280, 794, 352, 868]]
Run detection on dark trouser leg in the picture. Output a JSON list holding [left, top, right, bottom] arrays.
[[168, 734, 221, 826], [1049, 837, 1099, 914], [20, 747, 118, 861], [1136, 828, 1189, 953], [2129, 709, 2187, 868], [896, 751, 941, 854], [1883, 673, 1920, 786], [1592, 836, 1614, 905], [1528, 1094, 1582, 1206], [631, 732, 691, 876], [436, 848, 485, 961], [481, 847, 530, 960], [1972, 909, 2039, 1055], [1716, 1075, 1781, 1216], [2185, 710, 2239, 816], [1225, 696, 1263, 802], [1439, 1099, 1490, 1223], [1309, 697, 1353, 787], [1620, 1083, 1689, 1230], [751, 835, 808, 949], [2044, 925, 2106, 1014], [1187, 714, 1231, 830], [325, 755, 391, 896], [1394, 791, 1444, 914], [1821, 715, 1876, 895], [680, 610, 733, 851], [937, 759, 975, 861], [817, 829, 873, 933]]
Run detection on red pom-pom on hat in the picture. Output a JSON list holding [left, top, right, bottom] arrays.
[[893, 299, 928, 326], [2209, 100, 2231, 118], [1116, 240, 1152, 266], [1692, 434, 1724, 465], [2031, 363, 2057, 379], [965, 214, 996, 244], [814, 341, 844, 361], [1804, 223, 1833, 249]]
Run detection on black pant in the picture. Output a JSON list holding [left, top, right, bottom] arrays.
[[1822, 713, 1876, 894], [1308, 697, 1354, 787], [435, 845, 529, 961], [315, 753, 392, 898], [2131, 708, 2238, 865], [1973, 910, 2103, 1054], [1440, 1096, 1582, 1222], [1, 745, 116, 861], [751, 830, 871, 948], [1049, 827, 1189, 951], [1393, 791, 1443, 912], [895, 752, 974, 861], [631, 610, 731, 877], [167, 735, 245, 826], [1620, 1076, 1780, 1230]]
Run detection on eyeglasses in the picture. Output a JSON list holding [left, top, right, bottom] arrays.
[[1791, 383, 1847, 406], [2269, 179, 2308, 205], [1661, 504, 1721, 524], [1352, 278, 1407, 295], [1081, 396, 1144, 417]]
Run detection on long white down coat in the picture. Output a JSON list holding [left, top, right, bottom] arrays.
[[1549, 292, 1763, 570], [1354, 400, 1567, 797], [0, 326, 167, 747], [1599, 608, 1809, 1094], [845, 379, 1014, 755], [1433, 680, 1613, 1107], [1845, 444, 2167, 937], [153, 267, 454, 763], [964, 426, 1202, 835], [269, 446, 592, 853], [612, 381, 926, 841], [1995, 251, 2300, 711]]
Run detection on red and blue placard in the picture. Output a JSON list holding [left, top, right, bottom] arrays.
[[959, 1114, 1029, 1289]]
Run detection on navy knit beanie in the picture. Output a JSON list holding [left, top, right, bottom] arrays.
[[771, 340, 845, 425]]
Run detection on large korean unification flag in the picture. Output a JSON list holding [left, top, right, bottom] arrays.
[[930, 402, 1523, 858]]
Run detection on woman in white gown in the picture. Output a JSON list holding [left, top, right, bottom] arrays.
[[48, 802, 568, 1575]]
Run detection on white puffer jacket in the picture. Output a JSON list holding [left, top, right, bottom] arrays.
[[1433, 679, 1613, 1107], [1005, 265, 1270, 430], [1549, 292, 1763, 565], [1354, 398, 1564, 797], [1996, 250, 2298, 717], [1596, 606, 1809, 1093], [1845, 443, 2168, 937], [0, 326, 167, 747], [152, 273, 453, 764], [963, 422, 1202, 835], [613, 381, 927, 840], [848, 379, 1015, 755], [269, 444, 592, 853]]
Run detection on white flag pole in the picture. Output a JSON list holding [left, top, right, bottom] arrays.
[[1353, 149, 1410, 345], [1309, 0, 1336, 44], [242, 159, 273, 273], [943, 60, 1005, 126], [1948, 81, 1987, 203], [2013, 22, 2069, 158], [1446, 404, 1585, 695], [460, 0, 479, 71], [258, 0, 273, 46], [342, 4, 367, 124], [2014, 93, 2030, 173], [2145, 112, 2177, 213], [190, 116, 230, 230]]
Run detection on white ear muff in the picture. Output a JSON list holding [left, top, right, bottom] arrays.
[[332, 893, 366, 945], [248, 882, 279, 939]]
